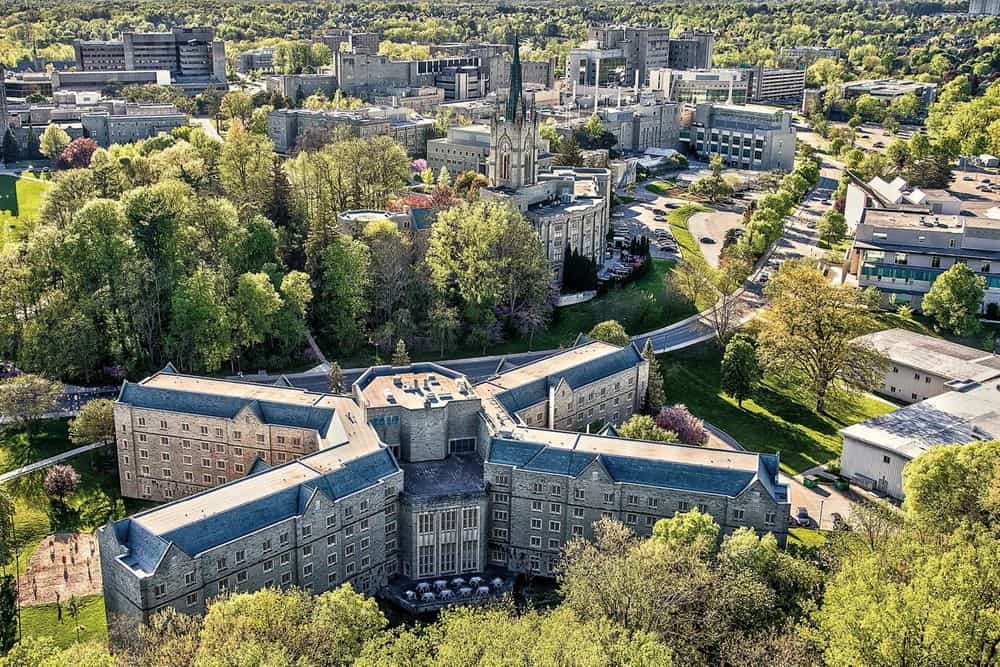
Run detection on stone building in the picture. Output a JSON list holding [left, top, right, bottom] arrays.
[[266, 106, 432, 155], [100, 338, 790, 624], [688, 103, 796, 171], [480, 39, 612, 283], [73, 28, 226, 85]]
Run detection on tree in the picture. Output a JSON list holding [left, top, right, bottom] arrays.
[[641, 339, 665, 414], [166, 268, 232, 374], [1, 129, 18, 167], [314, 234, 371, 356], [655, 405, 707, 445], [553, 134, 584, 167], [756, 261, 886, 412], [0, 374, 64, 433], [652, 508, 720, 556], [688, 153, 733, 203], [0, 576, 14, 654], [587, 320, 630, 347], [817, 210, 847, 245], [391, 339, 411, 366], [328, 361, 345, 393], [427, 201, 551, 346], [902, 440, 1000, 534], [38, 124, 71, 158], [848, 499, 902, 553], [220, 90, 253, 126], [43, 464, 81, 506], [0, 490, 15, 571], [219, 122, 275, 218], [230, 272, 283, 363], [669, 254, 750, 346], [921, 263, 986, 336], [720, 334, 761, 407], [816, 535, 1000, 667], [616, 415, 677, 442], [55, 137, 98, 170], [195, 585, 386, 667], [69, 399, 114, 445]]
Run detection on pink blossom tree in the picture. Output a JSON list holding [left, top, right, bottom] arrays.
[[655, 405, 708, 446], [44, 465, 81, 506]]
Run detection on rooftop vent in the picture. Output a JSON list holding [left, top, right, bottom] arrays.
[[384, 390, 396, 404], [392, 376, 403, 387]]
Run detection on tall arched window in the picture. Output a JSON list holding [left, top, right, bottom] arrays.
[[498, 138, 512, 181], [523, 137, 534, 183]]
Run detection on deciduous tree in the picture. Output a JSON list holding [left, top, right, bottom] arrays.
[[616, 414, 677, 442], [0, 374, 63, 433], [69, 398, 115, 445], [587, 320, 630, 347], [720, 334, 761, 407], [921, 262, 985, 336], [43, 464, 81, 506]]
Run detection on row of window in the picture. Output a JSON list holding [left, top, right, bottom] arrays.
[[129, 417, 306, 446], [416, 508, 479, 534]]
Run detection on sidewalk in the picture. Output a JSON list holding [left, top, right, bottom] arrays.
[[0, 441, 108, 484]]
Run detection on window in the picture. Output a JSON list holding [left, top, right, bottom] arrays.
[[532, 482, 544, 494], [328, 553, 338, 566], [263, 559, 274, 572], [185, 570, 196, 585], [883, 455, 891, 464], [303, 544, 312, 557], [360, 537, 370, 551], [303, 564, 313, 578], [187, 592, 198, 606], [531, 501, 543, 512], [281, 572, 291, 585], [647, 497, 659, 509], [574, 488, 585, 501], [441, 510, 457, 531], [549, 503, 561, 514], [529, 536, 541, 547], [531, 518, 542, 530], [139, 449, 149, 459], [548, 538, 560, 550], [138, 417, 146, 426], [385, 520, 397, 535], [202, 458, 210, 468], [262, 539, 272, 552], [626, 513, 637, 525], [216, 557, 227, 572], [200, 425, 208, 435], [159, 420, 167, 430], [234, 549, 245, 564], [765, 512, 776, 525], [603, 492, 614, 504], [493, 527, 509, 539], [302, 524, 312, 538], [627, 494, 639, 506], [279, 531, 289, 547], [678, 500, 689, 511], [236, 571, 248, 585], [418, 545, 434, 576], [327, 534, 337, 547], [462, 508, 477, 529], [280, 553, 290, 565], [493, 493, 509, 503], [360, 499, 369, 512], [733, 509, 745, 520], [326, 515, 336, 529], [344, 504, 353, 519], [495, 473, 509, 485], [494, 509, 508, 521], [257, 434, 265, 443], [550, 484, 561, 496], [449, 437, 476, 453], [233, 431, 241, 440], [549, 520, 561, 532], [572, 507, 584, 519], [161, 468, 171, 478], [154, 583, 166, 599]]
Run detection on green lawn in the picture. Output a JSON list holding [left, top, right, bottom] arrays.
[[0, 174, 51, 249], [660, 342, 894, 475], [788, 528, 827, 549], [19, 594, 107, 648]]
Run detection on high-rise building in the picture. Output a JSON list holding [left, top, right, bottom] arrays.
[[566, 27, 714, 88], [969, 0, 1000, 15], [688, 103, 796, 171], [73, 28, 226, 84]]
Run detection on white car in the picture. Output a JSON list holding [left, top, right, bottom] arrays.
[[612, 212, 626, 218]]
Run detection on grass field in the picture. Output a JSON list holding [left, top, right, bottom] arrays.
[[19, 594, 108, 648], [788, 528, 827, 549], [660, 342, 894, 475], [0, 174, 50, 249]]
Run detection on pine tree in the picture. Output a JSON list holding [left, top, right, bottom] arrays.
[[391, 339, 411, 366], [642, 339, 666, 414], [1, 129, 18, 167]]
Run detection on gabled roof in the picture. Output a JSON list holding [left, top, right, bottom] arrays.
[[118, 382, 338, 438], [488, 432, 787, 501], [114, 448, 399, 571]]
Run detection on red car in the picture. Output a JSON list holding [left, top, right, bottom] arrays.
[[652, 208, 666, 216]]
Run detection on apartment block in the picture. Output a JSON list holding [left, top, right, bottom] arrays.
[[688, 103, 796, 171], [567, 27, 714, 88], [81, 107, 187, 147], [748, 66, 806, 106], [100, 335, 790, 624], [236, 48, 275, 74]]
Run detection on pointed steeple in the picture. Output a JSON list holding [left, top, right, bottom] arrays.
[[505, 34, 523, 123]]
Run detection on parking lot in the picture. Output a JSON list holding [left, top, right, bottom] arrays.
[[687, 209, 744, 268]]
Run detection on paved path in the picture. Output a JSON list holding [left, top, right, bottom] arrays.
[[0, 441, 108, 484]]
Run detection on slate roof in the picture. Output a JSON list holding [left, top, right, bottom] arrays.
[[112, 448, 398, 573], [488, 436, 785, 500], [118, 382, 338, 438]]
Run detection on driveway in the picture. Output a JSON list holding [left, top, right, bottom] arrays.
[[687, 209, 743, 268]]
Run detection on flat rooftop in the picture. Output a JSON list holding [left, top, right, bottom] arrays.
[[853, 328, 1000, 383], [400, 454, 485, 498], [841, 380, 1000, 459], [355, 364, 476, 410], [862, 209, 965, 230]]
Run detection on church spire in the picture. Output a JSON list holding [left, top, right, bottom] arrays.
[[505, 34, 523, 123]]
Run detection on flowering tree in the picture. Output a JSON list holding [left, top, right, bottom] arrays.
[[55, 137, 98, 170], [43, 465, 81, 506], [655, 405, 708, 446]]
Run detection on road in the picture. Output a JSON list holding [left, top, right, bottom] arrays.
[[0, 441, 108, 484]]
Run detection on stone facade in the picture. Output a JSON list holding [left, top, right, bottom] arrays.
[[100, 340, 789, 626]]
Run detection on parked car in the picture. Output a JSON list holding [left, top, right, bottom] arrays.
[[794, 507, 811, 527], [652, 208, 666, 215], [654, 215, 666, 222], [759, 272, 770, 284], [612, 212, 625, 218], [699, 236, 716, 244], [831, 512, 850, 531]]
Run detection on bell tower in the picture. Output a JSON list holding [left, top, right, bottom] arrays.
[[488, 36, 539, 190]]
